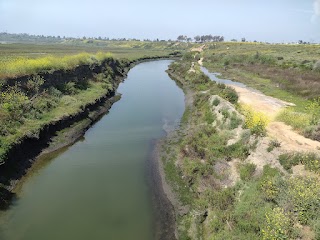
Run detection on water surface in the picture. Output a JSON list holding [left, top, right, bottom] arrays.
[[201, 66, 247, 87], [0, 60, 185, 240]]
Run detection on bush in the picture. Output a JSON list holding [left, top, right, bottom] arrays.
[[277, 108, 311, 130], [229, 111, 242, 130], [220, 86, 238, 104], [26, 75, 44, 95], [240, 104, 269, 136], [233, 182, 272, 234], [278, 152, 320, 173], [261, 207, 292, 240], [212, 97, 220, 106], [267, 139, 281, 152], [0, 86, 29, 122], [285, 176, 320, 224], [239, 163, 256, 181]]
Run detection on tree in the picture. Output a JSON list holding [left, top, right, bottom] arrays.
[[194, 35, 200, 42], [241, 38, 246, 42], [177, 35, 187, 42]]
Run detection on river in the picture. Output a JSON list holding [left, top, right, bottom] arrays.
[[0, 60, 185, 240]]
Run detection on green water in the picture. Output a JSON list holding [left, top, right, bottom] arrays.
[[0, 60, 185, 240]]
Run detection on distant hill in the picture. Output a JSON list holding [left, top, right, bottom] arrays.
[[0, 32, 67, 44]]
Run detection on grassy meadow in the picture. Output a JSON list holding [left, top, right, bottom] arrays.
[[0, 40, 190, 78]]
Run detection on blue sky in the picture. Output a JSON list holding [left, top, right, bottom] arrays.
[[0, 0, 319, 42]]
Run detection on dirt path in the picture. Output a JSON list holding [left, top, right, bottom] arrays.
[[198, 59, 320, 153], [191, 45, 205, 52], [230, 85, 320, 153]]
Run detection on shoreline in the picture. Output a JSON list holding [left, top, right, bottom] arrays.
[[0, 55, 180, 208], [150, 68, 195, 239]]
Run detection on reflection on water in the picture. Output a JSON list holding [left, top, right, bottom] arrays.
[[0, 60, 185, 240], [201, 66, 247, 88]]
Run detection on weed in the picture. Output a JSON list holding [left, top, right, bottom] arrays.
[[267, 139, 281, 152], [239, 163, 256, 181], [240, 104, 269, 136]]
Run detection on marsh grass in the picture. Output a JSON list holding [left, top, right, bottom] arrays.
[[0, 52, 113, 78]]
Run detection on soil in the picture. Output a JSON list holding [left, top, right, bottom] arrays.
[[231, 85, 320, 153]]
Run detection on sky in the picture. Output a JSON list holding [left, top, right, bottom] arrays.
[[0, 0, 320, 43]]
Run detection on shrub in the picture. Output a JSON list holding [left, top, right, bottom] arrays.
[[277, 108, 311, 130], [26, 75, 45, 95], [233, 182, 272, 234], [0, 86, 29, 122], [212, 97, 220, 106], [306, 97, 320, 125], [267, 139, 281, 152], [239, 163, 256, 181], [229, 111, 242, 130], [285, 176, 320, 224], [220, 86, 238, 104], [261, 207, 292, 240], [240, 104, 269, 136], [278, 152, 320, 173], [260, 177, 279, 201]]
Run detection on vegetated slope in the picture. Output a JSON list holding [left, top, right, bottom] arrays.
[[162, 53, 320, 239], [0, 53, 127, 208], [0, 54, 125, 165], [0, 49, 181, 209], [201, 42, 320, 141]]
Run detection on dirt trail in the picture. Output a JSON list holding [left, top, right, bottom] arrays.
[[231, 85, 320, 153], [198, 59, 320, 153], [191, 45, 205, 52]]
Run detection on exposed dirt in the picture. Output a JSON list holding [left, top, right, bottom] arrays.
[[231, 85, 295, 120], [191, 45, 205, 52], [231, 85, 320, 153]]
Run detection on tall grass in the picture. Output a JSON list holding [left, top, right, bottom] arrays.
[[0, 52, 112, 79]]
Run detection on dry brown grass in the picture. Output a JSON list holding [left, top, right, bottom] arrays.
[[238, 64, 320, 99]]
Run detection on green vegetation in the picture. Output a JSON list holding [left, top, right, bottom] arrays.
[[267, 139, 281, 152], [239, 104, 269, 136], [163, 52, 320, 239], [0, 52, 112, 78], [202, 42, 320, 140], [278, 152, 320, 173], [0, 41, 186, 165], [239, 163, 256, 181], [0, 62, 120, 163]]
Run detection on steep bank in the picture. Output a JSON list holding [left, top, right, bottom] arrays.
[[0, 55, 179, 208]]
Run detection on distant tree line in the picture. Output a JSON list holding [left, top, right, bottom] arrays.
[[0, 32, 170, 44], [177, 35, 225, 43]]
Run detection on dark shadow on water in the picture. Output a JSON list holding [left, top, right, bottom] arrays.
[[0, 188, 16, 211], [147, 139, 176, 240]]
